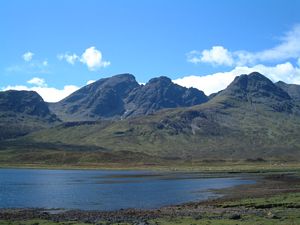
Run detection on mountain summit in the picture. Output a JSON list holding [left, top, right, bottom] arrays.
[[219, 72, 291, 101], [50, 73, 140, 121], [217, 72, 294, 113]]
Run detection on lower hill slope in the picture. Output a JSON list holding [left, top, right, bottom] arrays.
[[18, 95, 300, 161]]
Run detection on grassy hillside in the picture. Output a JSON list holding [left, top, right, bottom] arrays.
[[12, 93, 300, 162]]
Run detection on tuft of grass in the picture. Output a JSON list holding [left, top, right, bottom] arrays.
[[220, 193, 300, 208]]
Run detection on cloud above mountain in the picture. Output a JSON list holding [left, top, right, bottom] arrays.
[[27, 77, 47, 87], [2, 77, 80, 102], [187, 24, 300, 67], [22, 52, 34, 62], [3, 60, 300, 102], [180, 24, 300, 95], [3, 25, 300, 102], [174, 62, 300, 95], [187, 46, 234, 66], [58, 46, 110, 71]]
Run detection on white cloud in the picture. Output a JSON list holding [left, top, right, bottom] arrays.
[[80, 46, 110, 71], [173, 61, 300, 95], [31, 85, 80, 102], [22, 51, 34, 62], [27, 77, 47, 87], [254, 24, 300, 62], [187, 46, 234, 66], [58, 47, 110, 71], [8, 54, 49, 74], [86, 80, 96, 85], [186, 50, 202, 64], [188, 24, 300, 67], [42, 60, 48, 66], [2, 77, 80, 102], [57, 53, 79, 65]]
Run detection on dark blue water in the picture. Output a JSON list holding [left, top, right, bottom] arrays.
[[0, 169, 254, 210]]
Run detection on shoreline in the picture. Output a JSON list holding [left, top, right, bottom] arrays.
[[1, 172, 300, 224], [1, 161, 300, 173]]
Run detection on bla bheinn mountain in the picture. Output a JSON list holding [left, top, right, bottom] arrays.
[[1, 72, 300, 164], [49, 73, 208, 121]]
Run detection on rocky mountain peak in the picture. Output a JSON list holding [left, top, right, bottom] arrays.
[[220, 72, 291, 102], [0, 90, 55, 118], [147, 76, 172, 85]]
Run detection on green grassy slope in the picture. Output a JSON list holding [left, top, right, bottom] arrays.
[[14, 93, 300, 162]]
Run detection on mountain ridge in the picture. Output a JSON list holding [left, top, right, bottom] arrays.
[[1, 72, 300, 163], [49, 73, 208, 121]]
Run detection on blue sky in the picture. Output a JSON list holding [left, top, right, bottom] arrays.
[[1, 0, 300, 102]]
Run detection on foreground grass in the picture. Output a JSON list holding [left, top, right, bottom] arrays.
[[149, 193, 300, 225], [2, 216, 300, 225], [152, 193, 300, 224], [1, 193, 300, 225], [152, 216, 300, 225], [0, 220, 90, 225]]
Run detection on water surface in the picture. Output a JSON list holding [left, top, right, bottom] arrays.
[[0, 169, 254, 210]]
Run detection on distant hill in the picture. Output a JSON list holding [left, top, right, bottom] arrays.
[[49, 73, 208, 121], [0, 90, 59, 140], [11, 72, 300, 163]]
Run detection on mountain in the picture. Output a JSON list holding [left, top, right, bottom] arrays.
[[219, 72, 291, 101], [0, 90, 59, 140], [50, 73, 208, 121], [276, 81, 300, 101], [13, 72, 300, 164]]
